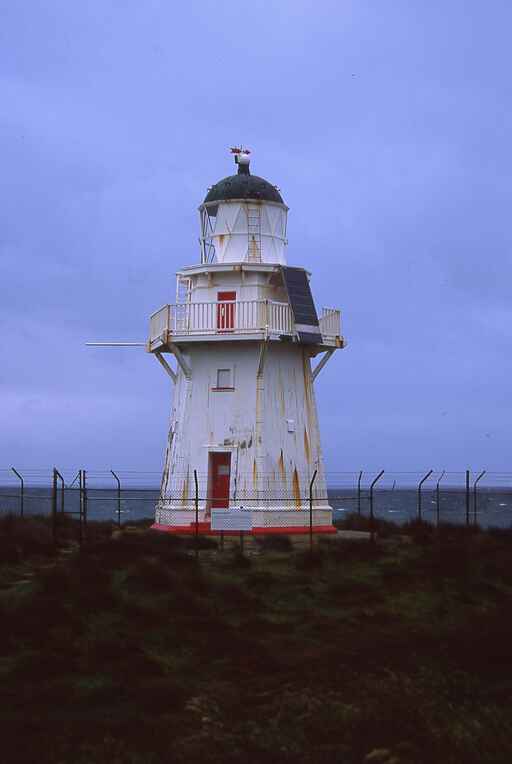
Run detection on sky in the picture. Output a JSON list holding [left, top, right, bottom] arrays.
[[1, 0, 511, 478]]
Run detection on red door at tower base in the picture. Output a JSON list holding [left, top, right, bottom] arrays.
[[210, 452, 231, 508], [217, 291, 236, 331]]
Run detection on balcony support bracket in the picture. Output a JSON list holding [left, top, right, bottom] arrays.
[[312, 349, 335, 382], [169, 343, 192, 380], [155, 351, 177, 384]]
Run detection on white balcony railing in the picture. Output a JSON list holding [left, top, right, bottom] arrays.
[[149, 300, 341, 346], [319, 307, 341, 339]]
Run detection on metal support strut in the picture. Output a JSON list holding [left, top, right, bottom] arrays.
[[311, 349, 335, 381], [155, 352, 177, 383], [169, 343, 192, 379]]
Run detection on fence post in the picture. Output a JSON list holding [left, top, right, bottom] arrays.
[[11, 468, 24, 518], [417, 470, 433, 521], [435, 470, 445, 527], [54, 469, 65, 514], [111, 470, 121, 528], [78, 470, 84, 549], [369, 470, 385, 544], [83, 469, 88, 532], [309, 470, 318, 554], [357, 470, 363, 516], [194, 469, 199, 561], [465, 470, 471, 526], [52, 468, 57, 543], [473, 470, 486, 526]]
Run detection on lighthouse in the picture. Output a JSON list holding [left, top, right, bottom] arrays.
[[149, 149, 345, 534]]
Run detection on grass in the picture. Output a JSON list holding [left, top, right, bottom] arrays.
[[335, 511, 401, 538], [1, 515, 512, 762]]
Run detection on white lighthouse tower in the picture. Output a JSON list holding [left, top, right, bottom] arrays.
[[148, 149, 345, 535]]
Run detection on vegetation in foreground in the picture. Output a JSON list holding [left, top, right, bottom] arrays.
[[1, 513, 512, 763]]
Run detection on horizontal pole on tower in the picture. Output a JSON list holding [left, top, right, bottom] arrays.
[[85, 342, 146, 347]]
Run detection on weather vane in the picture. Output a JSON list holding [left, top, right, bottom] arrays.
[[229, 146, 251, 156]]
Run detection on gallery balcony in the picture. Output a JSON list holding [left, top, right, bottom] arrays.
[[148, 300, 344, 351]]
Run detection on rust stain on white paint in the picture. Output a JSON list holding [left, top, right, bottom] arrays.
[[292, 467, 301, 509], [303, 427, 311, 464]]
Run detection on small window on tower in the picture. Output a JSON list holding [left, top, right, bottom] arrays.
[[216, 368, 232, 389]]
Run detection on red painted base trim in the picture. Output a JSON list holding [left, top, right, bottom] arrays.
[[151, 523, 337, 536]]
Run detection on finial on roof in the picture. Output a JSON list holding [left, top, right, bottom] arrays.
[[230, 146, 251, 175]]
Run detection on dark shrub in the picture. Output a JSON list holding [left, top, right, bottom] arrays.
[[123, 517, 155, 529], [183, 534, 218, 550], [94, 530, 186, 569], [214, 580, 260, 610], [0, 515, 55, 559], [255, 534, 292, 552], [82, 521, 113, 544], [0, 537, 24, 563], [487, 526, 512, 543], [39, 556, 114, 610], [293, 548, 324, 570], [402, 518, 434, 546], [127, 557, 176, 593], [413, 533, 472, 580], [222, 550, 251, 569], [327, 575, 383, 603], [334, 511, 399, 539], [245, 570, 276, 590], [320, 537, 382, 562]]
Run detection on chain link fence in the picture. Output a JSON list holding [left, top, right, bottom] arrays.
[[1, 468, 512, 532]]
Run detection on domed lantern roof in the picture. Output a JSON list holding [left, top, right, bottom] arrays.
[[203, 149, 285, 205]]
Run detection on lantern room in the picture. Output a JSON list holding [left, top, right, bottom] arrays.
[[199, 149, 288, 265]]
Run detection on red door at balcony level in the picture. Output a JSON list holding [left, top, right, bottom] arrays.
[[217, 291, 236, 331], [210, 452, 231, 508]]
